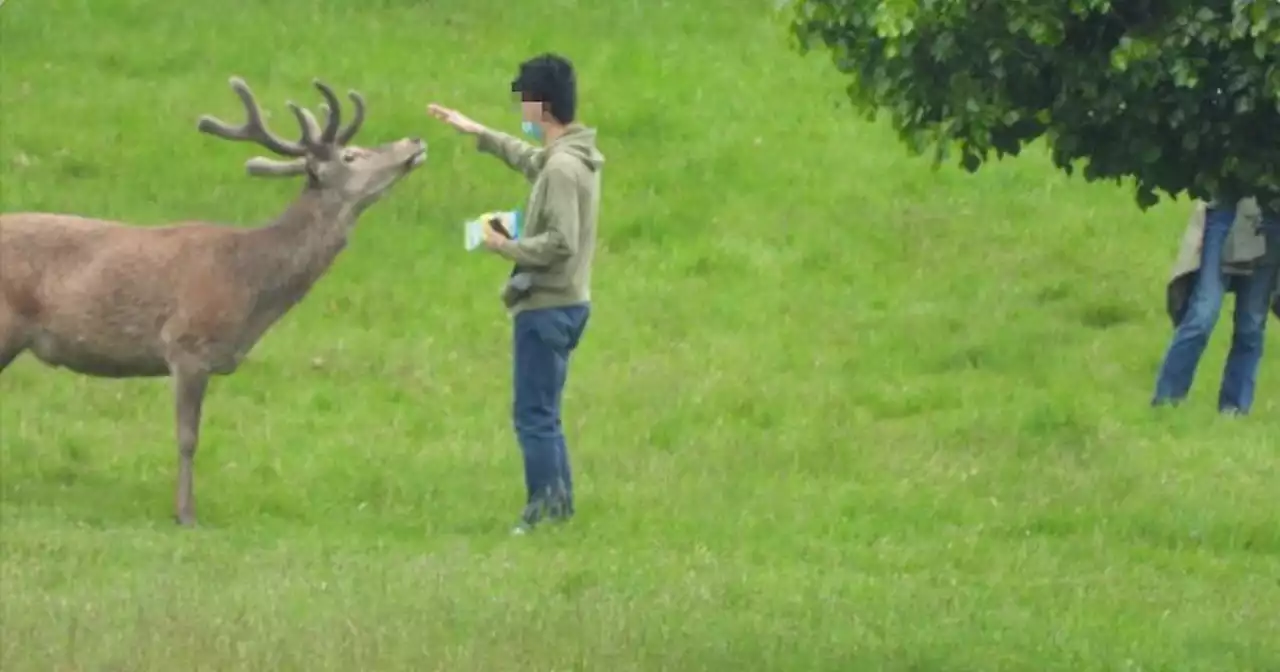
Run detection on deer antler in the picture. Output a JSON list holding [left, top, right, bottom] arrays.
[[196, 77, 318, 157], [312, 79, 366, 146], [337, 89, 365, 145], [243, 156, 309, 177], [313, 81, 343, 145], [198, 76, 371, 178]]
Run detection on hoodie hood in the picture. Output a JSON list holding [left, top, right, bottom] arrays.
[[545, 123, 605, 172]]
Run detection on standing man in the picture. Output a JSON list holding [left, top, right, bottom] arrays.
[[427, 53, 605, 533], [1154, 197, 1280, 415]]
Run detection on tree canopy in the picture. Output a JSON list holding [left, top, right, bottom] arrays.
[[785, 0, 1280, 211]]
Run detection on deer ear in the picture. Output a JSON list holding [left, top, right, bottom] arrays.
[[245, 156, 308, 178]]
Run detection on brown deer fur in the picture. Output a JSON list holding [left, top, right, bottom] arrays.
[[0, 76, 428, 526]]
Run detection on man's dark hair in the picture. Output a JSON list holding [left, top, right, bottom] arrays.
[[511, 53, 577, 124]]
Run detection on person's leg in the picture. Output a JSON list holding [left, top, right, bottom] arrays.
[[552, 305, 590, 515], [1152, 205, 1235, 405], [553, 418, 572, 511], [1219, 263, 1277, 413], [1223, 212, 1280, 413], [544, 341, 570, 520], [512, 310, 564, 524], [511, 305, 587, 531]]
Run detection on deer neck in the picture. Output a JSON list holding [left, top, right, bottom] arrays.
[[240, 187, 358, 319]]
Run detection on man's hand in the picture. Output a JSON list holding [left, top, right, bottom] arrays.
[[426, 103, 485, 135], [482, 223, 509, 250]]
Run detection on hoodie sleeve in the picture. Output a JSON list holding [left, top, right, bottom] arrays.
[[476, 128, 543, 182], [493, 162, 579, 268]]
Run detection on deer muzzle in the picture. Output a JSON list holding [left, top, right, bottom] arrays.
[[405, 138, 427, 168]]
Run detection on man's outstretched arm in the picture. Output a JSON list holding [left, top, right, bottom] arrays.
[[476, 128, 543, 182], [426, 103, 542, 181]]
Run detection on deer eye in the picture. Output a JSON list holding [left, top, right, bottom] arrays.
[[341, 150, 358, 163]]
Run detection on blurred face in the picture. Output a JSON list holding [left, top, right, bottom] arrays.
[[520, 99, 544, 124]]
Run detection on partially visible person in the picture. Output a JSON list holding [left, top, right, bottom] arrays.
[[426, 53, 605, 533], [1154, 197, 1280, 415]]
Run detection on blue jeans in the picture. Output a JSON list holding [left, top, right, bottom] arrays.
[[1153, 206, 1280, 413], [512, 304, 590, 506]]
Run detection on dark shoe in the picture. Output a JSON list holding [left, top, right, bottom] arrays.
[[510, 486, 572, 535], [546, 495, 572, 522], [546, 479, 574, 522]]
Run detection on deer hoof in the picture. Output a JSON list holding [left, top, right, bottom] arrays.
[[174, 513, 197, 527]]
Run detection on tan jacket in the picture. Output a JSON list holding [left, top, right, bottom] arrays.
[[474, 124, 605, 315], [1166, 198, 1280, 326]]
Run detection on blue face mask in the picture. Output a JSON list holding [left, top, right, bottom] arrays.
[[521, 120, 543, 141]]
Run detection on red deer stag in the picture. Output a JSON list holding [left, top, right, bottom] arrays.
[[0, 76, 427, 526]]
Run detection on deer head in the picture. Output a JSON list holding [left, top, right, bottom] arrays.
[[196, 76, 427, 210]]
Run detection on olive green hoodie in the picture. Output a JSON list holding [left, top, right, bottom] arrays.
[[475, 123, 605, 315]]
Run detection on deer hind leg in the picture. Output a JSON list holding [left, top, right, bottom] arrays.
[[172, 368, 210, 527]]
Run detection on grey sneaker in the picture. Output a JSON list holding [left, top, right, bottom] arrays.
[[511, 498, 547, 535]]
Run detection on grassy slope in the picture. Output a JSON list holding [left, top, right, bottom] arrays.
[[1, 0, 1277, 669]]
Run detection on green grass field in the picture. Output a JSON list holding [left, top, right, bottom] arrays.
[[2, 0, 1278, 669]]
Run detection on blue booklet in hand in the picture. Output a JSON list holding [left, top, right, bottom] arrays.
[[464, 210, 522, 251]]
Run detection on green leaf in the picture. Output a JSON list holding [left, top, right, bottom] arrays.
[[786, 0, 1280, 211]]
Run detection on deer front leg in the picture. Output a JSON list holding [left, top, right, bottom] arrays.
[[173, 370, 210, 526], [0, 303, 29, 375]]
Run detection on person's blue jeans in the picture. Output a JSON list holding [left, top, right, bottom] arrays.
[[512, 303, 590, 508], [1153, 205, 1280, 413]]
